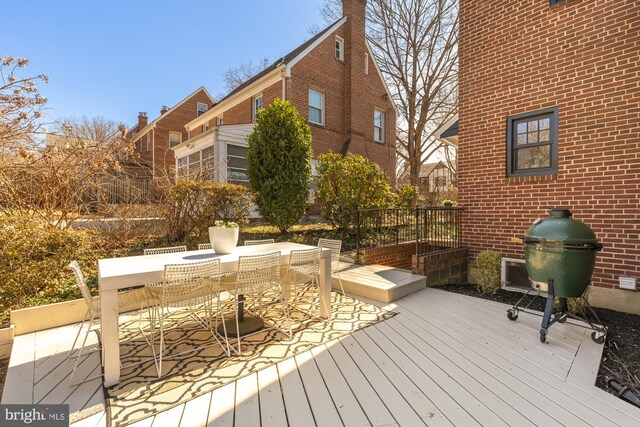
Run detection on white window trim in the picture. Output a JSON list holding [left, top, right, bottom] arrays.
[[197, 102, 207, 116], [364, 53, 369, 75], [252, 94, 263, 122], [169, 131, 182, 147], [374, 109, 385, 143], [335, 35, 344, 61], [308, 88, 325, 126]]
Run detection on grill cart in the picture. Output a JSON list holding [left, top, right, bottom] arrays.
[[507, 208, 607, 344]]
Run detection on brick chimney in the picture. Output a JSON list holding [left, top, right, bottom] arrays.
[[160, 106, 169, 115], [138, 112, 148, 128], [343, 0, 367, 149]]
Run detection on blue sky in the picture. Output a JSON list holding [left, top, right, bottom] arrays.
[[3, 0, 327, 128]]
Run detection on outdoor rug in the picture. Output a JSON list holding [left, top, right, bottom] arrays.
[[105, 289, 396, 426]]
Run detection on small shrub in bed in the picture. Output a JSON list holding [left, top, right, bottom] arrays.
[[165, 181, 253, 242], [469, 250, 502, 294]]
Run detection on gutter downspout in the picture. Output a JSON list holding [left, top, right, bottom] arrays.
[[151, 127, 155, 178], [279, 62, 289, 101]]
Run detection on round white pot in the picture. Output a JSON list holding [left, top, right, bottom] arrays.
[[208, 226, 239, 254]]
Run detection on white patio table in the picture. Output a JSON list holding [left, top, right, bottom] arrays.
[[98, 242, 332, 387]]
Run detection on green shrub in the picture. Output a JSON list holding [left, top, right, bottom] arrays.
[[316, 152, 394, 231], [395, 184, 424, 207], [469, 250, 502, 294], [0, 218, 97, 326], [554, 289, 591, 315], [166, 180, 253, 241], [247, 98, 312, 233]]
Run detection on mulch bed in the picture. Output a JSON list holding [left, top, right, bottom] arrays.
[[438, 284, 640, 398]]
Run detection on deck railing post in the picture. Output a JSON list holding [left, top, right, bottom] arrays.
[[356, 208, 361, 261]]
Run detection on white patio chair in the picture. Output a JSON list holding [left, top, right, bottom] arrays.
[[244, 239, 275, 246], [282, 248, 321, 313], [318, 238, 345, 296], [145, 259, 228, 378], [226, 251, 292, 354], [67, 261, 148, 385], [198, 243, 212, 250], [143, 245, 187, 255]]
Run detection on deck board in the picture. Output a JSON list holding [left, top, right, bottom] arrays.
[[4, 287, 640, 427]]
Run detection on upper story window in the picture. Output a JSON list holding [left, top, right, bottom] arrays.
[[374, 109, 385, 143], [252, 95, 263, 122], [364, 53, 369, 75], [216, 116, 224, 126], [335, 36, 344, 61], [169, 131, 182, 147], [203, 123, 209, 132], [197, 102, 207, 116], [131, 131, 137, 139], [308, 89, 324, 125], [506, 107, 558, 177]]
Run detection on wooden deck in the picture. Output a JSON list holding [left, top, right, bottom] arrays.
[[4, 287, 640, 427]]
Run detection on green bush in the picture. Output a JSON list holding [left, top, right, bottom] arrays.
[[0, 218, 98, 326], [469, 250, 502, 294], [316, 152, 394, 230], [395, 184, 424, 207], [247, 98, 312, 233], [166, 180, 253, 241]]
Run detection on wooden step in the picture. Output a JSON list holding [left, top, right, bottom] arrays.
[[333, 262, 426, 303]]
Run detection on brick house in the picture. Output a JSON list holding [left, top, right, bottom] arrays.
[[399, 161, 456, 202], [173, 0, 396, 193], [126, 87, 214, 177], [454, 0, 640, 313]]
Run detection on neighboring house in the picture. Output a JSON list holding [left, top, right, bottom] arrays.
[[456, 0, 640, 313], [126, 87, 214, 177], [398, 160, 456, 197], [172, 0, 396, 192]]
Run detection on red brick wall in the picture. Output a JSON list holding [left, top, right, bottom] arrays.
[[458, 0, 640, 291], [360, 242, 414, 270], [209, 0, 396, 180], [288, 0, 396, 179]]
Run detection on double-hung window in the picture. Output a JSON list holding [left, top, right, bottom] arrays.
[[506, 107, 558, 177], [335, 36, 344, 61], [308, 89, 324, 125], [227, 144, 249, 187], [374, 109, 385, 143], [252, 95, 263, 122], [197, 102, 207, 116], [169, 131, 182, 148]]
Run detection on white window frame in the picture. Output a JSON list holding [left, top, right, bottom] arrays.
[[252, 94, 263, 122], [203, 123, 209, 132], [197, 102, 207, 116], [335, 35, 344, 61], [169, 131, 182, 147], [216, 116, 224, 126], [364, 52, 369, 75], [308, 88, 325, 126], [374, 109, 385, 143], [227, 143, 249, 187]]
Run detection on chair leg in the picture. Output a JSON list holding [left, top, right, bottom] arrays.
[[69, 317, 99, 385]]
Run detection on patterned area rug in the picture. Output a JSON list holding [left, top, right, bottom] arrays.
[[106, 289, 395, 426]]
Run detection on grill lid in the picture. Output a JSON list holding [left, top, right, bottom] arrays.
[[524, 208, 602, 249]]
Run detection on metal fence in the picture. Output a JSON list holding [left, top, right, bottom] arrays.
[[355, 207, 463, 257]]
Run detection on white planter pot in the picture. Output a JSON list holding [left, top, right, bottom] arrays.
[[208, 226, 239, 254]]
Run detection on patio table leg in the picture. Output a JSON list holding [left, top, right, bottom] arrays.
[[100, 287, 120, 387], [319, 256, 331, 318]]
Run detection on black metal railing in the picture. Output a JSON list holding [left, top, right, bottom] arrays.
[[355, 206, 463, 257], [415, 207, 462, 256]]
